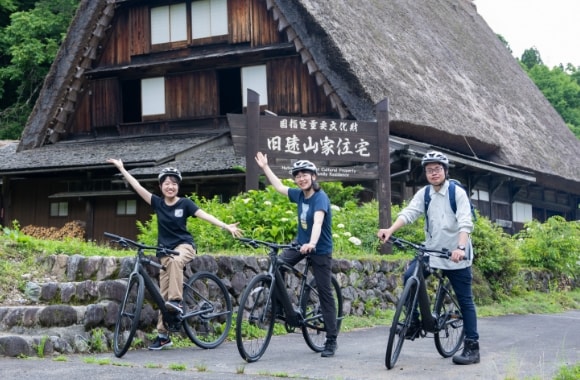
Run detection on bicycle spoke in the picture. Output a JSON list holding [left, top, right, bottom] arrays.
[[434, 283, 464, 357], [236, 274, 275, 362], [182, 272, 232, 349], [113, 274, 144, 358]]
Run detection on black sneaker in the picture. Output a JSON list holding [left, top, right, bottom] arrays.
[[321, 338, 337, 357], [405, 319, 421, 339], [165, 300, 183, 314], [148, 336, 172, 350]]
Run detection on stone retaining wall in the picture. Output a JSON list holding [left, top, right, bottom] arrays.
[[0, 253, 404, 357]]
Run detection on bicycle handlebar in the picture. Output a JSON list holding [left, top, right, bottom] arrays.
[[237, 237, 302, 252], [388, 236, 453, 259], [104, 232, 181, 257]]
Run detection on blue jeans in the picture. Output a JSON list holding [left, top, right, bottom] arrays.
[[404, 259, 479, 341]]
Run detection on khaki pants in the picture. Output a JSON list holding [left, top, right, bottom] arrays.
[[156, 243, 197, 334]]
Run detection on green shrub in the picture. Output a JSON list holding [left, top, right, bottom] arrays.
[[514, 216, 580, 279], [470, 214, 521, 299]]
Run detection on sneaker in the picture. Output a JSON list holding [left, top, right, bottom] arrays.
[[321, 338, 337, 357], [148, 336, 173, 350], [165, 300, 183, 314], [405, 318, 421, 339]]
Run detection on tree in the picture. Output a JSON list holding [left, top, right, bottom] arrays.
[[520, 46, 543, 70], [0, 0, 78, 139], [524, 64, 580, 138]]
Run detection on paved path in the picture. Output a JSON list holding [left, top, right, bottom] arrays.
[[1, 310, 579, 379]]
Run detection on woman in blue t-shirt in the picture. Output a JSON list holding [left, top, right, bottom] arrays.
[[254, 152, 338, 358], [107, 158, 242, 350]]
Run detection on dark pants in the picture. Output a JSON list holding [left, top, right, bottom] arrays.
[[281, 248, 338, 339], [403, 259, 479, 341]]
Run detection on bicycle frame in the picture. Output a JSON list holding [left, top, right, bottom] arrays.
[[406, 255, 447, 333], [269, 253, 313, 327]]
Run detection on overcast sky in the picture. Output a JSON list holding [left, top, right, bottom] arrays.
[[474, 0, 580, 67]]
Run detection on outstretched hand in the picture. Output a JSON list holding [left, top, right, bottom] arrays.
[[106, 158, 124, 170], [255, 152, 268, 169], [224, 222, 244, 238]]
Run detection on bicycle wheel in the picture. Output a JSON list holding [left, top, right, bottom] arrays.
[[235, 274, 276, 362], [113, 273, 144, 358], [182, 271, 232, 349], [434, 280, 465, 357], [385, 278, 419, 369], [301, 276, 343, 352]]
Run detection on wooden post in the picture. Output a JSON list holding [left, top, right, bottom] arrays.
[[246, 89, 260, 191], [377, 98, 392, 254]]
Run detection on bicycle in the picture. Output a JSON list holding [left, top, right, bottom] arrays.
[[385, 236, 465, 369], [235, 238, 344, 362], [104, 232, 233, 358]]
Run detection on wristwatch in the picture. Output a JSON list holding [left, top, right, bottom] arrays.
[[456, 245, 466, 251]]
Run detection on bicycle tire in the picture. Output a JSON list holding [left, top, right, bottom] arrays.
[[235, 274, 276, 362], [113, 273, 144, 358], [182, 271, 233, 349], [385, 278, 419, 369], [301, 276, 343, 352], [434, 279, 465, 357]]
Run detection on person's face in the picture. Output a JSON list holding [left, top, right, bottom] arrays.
[[159, 176, 179, 198], [294, 171, 314, 190], [425, 163, 445, 186]]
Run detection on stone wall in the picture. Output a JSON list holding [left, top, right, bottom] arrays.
[[0, 253, 405, 356]]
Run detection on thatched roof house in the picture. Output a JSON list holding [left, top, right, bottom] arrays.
[[0, 0, 577, 240]]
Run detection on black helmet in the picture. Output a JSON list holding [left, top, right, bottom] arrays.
[[158, 167, 182, 183], [291, 160, 317, 177], [421, 151, 449, 169]]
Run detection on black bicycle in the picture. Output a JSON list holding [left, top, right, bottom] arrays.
[[235, 238, 344, 363], [104, 232, 233, 357], [385, 236, 465, 369]]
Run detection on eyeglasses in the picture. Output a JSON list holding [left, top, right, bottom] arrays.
[[425, 167, 444, 175], [294, 173, 311, 180]]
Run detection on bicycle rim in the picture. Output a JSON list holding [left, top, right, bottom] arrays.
[[235, 274, 275, 362], [113, 274, 144, 358], [385, 279, 418, 369], [301, 276, 343, 352], [434, 281, 465, 357], [182, 271, 232, 349]]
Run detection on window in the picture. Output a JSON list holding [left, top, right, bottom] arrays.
[[151, 1, 228, 45], [191, 0, 228, 39], [50, 202, 68, 217], [242, 65, 268, 106], [512, 201, 533, 223], [141, 77, 166, 116], [117, 200, 137, 216], [151, 3, 187, 44]]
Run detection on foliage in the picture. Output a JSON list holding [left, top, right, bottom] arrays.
[[137, 181, 373, 255], [518, 48, 580, 139], [470, 213, 521, 298], [0, 0, 78, 139], [514, 216, 580, 279]]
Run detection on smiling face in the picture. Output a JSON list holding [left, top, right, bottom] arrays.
[[424, 163, 446, 186], [159, 176, 180, 199], [293, 170, 315, 191]]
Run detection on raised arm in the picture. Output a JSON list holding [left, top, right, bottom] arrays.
[[106, 158, 152, 205], [254, 152, 289, 196]]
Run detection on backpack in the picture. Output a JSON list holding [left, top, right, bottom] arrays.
[[424, 179, 477, 231]]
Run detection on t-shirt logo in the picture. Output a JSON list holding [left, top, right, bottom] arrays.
[[300, 203, 309, 230], [174, 209, 183, 218]]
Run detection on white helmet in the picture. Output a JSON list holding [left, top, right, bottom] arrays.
[[158, 167, 182, 183], [421, 151, 449, 169], [291, 160, 317, 177]]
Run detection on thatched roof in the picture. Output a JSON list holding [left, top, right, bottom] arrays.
[[12, 0, 580, 194], [271, 0, 580, 187]]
